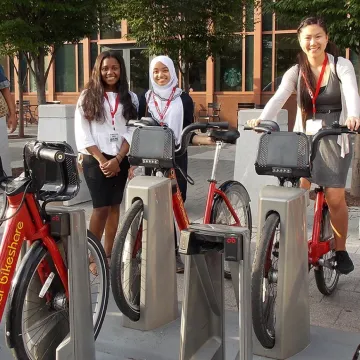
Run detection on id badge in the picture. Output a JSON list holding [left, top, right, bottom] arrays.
[[305, 119, 322, 135], [109, 132, 119, 143]]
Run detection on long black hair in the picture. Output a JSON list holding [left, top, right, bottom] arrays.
[[297, 17, 339, 124], [82, 50, 137, 122]]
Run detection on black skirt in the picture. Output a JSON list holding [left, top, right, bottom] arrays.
[[82, 153, 130, 208]]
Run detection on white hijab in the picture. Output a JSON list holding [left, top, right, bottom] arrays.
[[145, 56, 183, 144]]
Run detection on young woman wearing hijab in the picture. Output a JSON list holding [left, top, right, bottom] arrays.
[[131, 55, 214, 273], [75, 51, 138, 273]]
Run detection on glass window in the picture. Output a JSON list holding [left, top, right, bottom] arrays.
[[78, 44, 84, 90], [261, 35, 272, 91], [29, 61, 36, 92], [245, 35, 254, 91], [215, 36, 243, 91], [55, 44, 76, 92], [262, 11, 272, 31], [350, 50, 359, 86], [19, 54, 28, 93], [245, 6, 254, 32], [100, 22, 121, 40], [130, 49, 149, 97], [90, 43, 98, 70], [275, 16, 298, 31], [189, 60, 206, 91], [275, 34, 298, 89]]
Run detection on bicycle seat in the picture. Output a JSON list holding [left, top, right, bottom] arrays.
[[209, 129, 240, 144]]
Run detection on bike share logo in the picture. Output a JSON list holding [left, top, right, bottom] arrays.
[[224, 68, 241, 88], [0, 222, 23, 304]]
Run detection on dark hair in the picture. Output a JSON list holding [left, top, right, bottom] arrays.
[[297, 17, 339, 124], [82, 50, 137, 122]]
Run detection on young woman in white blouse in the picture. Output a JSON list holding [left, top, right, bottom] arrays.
[[75, 51, 138, 271], [247, 17, 360, 275]]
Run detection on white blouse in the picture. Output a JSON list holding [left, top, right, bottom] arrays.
[[259, 54, 360, 157], [75, 91, 139, 155]]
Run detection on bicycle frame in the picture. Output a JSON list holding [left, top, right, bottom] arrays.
[[0, 191, 68, 321], [171, 141, 241, 231], [308, 187, 333, 266]]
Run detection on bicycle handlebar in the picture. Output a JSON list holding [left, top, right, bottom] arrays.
[[33, 143, 66, 163], [127, 117, 229, 157], [243, 120, 280, 133], [310, 124, 360, 163]]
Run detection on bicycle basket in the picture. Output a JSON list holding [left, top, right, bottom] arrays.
[[129, 126, 175, 169], [255, 132, 311, 178], [24, 141, 80, 202]]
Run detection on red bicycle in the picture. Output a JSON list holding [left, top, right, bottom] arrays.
[[110, 119, 252, 321], [0, 140, 109, 360], [249, 121, 358, 349]]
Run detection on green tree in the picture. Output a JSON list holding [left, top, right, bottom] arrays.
[[0, 0, 109, 104], [264, 0, 360, 196], [110, 0, 258, 91]]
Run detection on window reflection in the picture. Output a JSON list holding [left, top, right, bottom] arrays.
[[189, 60, 206, 91], [130, 49, 149, 97], [55, 45, 76, 92], [261, 35, 272, 91], [215, 36, 243, 91]]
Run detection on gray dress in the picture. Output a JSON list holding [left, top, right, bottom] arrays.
[[306, 71, 352, 188]]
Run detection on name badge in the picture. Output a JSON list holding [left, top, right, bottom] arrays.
[[109, 132, 119, 143], [305, 119, 322, 135]]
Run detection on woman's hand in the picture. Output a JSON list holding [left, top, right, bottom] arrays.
[[100, 158, 120, 177], [128, 166, 138, 180], [192, 134, 215, 145], [246, 118, 261, 128], [7, 113, 17, 133], [345, 116, 360, 131]]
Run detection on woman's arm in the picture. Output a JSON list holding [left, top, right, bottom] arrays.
[[338, 58, 360, 119], [259, 65, 298, 121], [1, 87, 16, 133]]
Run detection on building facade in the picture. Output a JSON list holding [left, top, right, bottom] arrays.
[[4, 9, 359, 130]]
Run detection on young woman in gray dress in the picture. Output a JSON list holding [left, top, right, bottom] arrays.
[[247, 16, 360, 275]]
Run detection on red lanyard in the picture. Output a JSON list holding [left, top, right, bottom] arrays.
[[302, 55, 328, 119], [152, 87, 176, 124], [104, 93, 120, 129]]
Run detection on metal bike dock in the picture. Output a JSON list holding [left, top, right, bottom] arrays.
[[254, 185, 309, 360], [48, 208, 96, 360], [122, 176, 178, 330], [179, 224, 252, 360]]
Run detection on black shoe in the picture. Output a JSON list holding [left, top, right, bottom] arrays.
[[335, 250, 354, 275], [176, 253, 184, 273]]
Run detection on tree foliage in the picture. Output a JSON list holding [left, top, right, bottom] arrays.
[[110, 0, 259, 90], [264, 0, 360, 54], [0, 0, 110, 103]]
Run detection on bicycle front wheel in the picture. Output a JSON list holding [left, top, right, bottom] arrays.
[[210, 181, 252, 279], [9, 231, 109, 360], [314, 206, 339, 295], [111, 199, 144, 321], [252, 213, 280, 349]]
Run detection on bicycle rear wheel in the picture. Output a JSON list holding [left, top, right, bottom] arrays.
[[314, 205, 339, 295], [252, 213, 280, 349], [210, 181, 252, 279], [111, 199, 144, 321], [9, 231, 108, 360]]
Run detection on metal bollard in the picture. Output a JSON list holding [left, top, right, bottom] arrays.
[[122, 176, 178, 330], [253, 185, 309, 359], [179, 224, 252, 360], [54, 208, 96, 360]]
